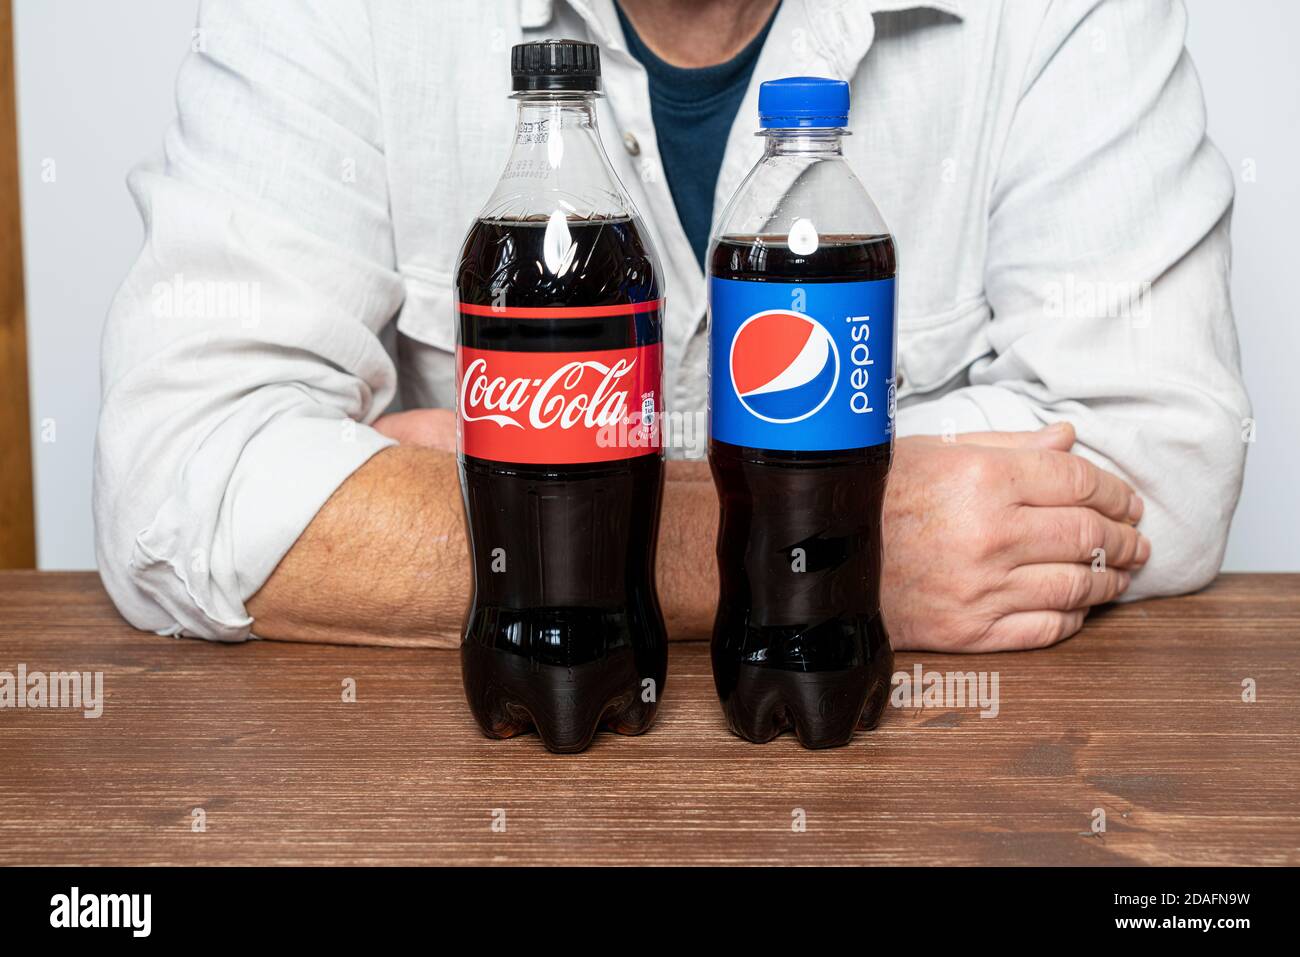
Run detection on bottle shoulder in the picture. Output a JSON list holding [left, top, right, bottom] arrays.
[[713, 154, 891, 251]]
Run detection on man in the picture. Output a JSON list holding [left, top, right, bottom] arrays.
[[94, 0, 1248, 652]]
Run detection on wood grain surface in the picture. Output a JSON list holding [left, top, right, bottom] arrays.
[[0, 571, 1296, 865], [0, 0, 37, 569]]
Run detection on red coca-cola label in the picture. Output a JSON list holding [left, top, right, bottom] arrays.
[[457, 342, 662, 464]]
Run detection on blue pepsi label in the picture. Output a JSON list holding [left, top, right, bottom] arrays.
[[709, 276, 897, 451]]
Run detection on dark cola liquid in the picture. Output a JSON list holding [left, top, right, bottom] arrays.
[[456, 217, 666, 753], [709, 234, 896, 749]]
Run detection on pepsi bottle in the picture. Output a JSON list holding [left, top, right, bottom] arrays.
[[707, 78, 897, 749]]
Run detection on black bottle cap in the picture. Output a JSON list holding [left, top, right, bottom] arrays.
[[511, 39, 601, 92]]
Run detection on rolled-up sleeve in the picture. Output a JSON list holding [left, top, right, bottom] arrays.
[[94, 0, 401, 640], [899, 0, 1249, 599]]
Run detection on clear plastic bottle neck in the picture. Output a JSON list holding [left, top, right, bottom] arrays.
[[514, 91, 599, 131], [760, 128, 848, 158]]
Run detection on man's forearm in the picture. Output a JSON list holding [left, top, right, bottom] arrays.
[[246, 445, 470, 646], [247, 448, 720, 645]]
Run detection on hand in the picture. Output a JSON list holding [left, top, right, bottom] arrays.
[[883, 423, 1149, 652], [373, 408, 457, 452]]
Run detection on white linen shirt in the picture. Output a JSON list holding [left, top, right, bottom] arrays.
[[94, 0, 1249, 641]]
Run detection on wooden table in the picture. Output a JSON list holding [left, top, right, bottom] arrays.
[[1, 571, 1296, 866]]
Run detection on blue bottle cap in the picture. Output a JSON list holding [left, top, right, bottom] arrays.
[[758, 76, 850, 129]]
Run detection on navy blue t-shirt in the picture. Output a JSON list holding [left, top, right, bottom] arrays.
[[615, 3, 779, 268]]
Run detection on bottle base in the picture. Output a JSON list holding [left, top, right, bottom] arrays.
[[718, 657, 893, 750], [461, 641, 661, 754]]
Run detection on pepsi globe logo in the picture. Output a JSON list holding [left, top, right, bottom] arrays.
[[729, 309, 840, 424]]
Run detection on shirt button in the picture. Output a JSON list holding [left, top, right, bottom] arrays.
[[623, 132, 641, 156]]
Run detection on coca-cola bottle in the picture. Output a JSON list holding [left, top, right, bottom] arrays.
[[454, 40, 667, 753]]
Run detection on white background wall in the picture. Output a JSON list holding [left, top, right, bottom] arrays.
[[1185, 1, 1300, 570], [13, 0, 1300, 570], [15, 0, 198, 568]]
